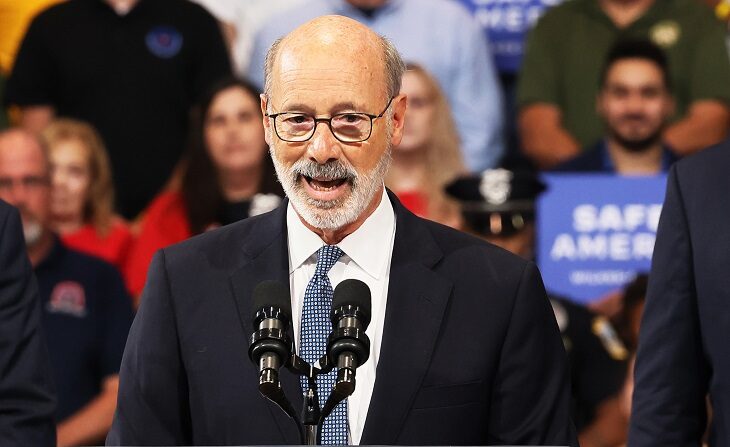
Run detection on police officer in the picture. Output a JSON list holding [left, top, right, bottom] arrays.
[[446, 169, 629, 445]]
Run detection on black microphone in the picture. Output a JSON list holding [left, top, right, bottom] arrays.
[[248, 280, 293, 396], [322, 279, 371, 417]]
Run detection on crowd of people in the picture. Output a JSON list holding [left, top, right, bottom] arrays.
[[0, 0, 728, 445]]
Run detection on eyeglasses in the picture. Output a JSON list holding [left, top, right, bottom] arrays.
[[265, 97, 394, 143], [0, 175, 49, 192]]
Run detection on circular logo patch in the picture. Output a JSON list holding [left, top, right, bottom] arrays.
[[47, 281, 87, 317], [146, 26, 183, 59], [650, 20, 681, 48]]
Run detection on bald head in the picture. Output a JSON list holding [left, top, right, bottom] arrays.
[[264, 15, 404, 101], [0, 129, 49, 171], [0, 128, 52, 249]]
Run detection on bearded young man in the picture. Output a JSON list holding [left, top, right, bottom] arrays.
[[554, 39, 678, 174], [108, 16, 577, 446]]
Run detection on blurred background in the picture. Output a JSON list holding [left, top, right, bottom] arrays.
[[0, 0, 727, 444]]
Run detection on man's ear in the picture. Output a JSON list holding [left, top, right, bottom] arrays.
[[260, 94, 272, 145], [389, 93, 408, 146]]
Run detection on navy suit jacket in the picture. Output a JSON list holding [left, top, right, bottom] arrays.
[[629, 140, 730, 446], [0, 200, 56, 446], [108, 192, 577, 445]]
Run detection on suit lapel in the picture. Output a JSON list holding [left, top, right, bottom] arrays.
[[228, 200, 303, 444], [360, 192, 453, 445], [227, 193, 453, 444]]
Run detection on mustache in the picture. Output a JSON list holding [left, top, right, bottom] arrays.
[[291, 159, 358, 182], [618, 114, 649, 122]]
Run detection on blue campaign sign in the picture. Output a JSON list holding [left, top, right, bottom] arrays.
[[537, 174, 667, 304], [456, 0, 562, 73]]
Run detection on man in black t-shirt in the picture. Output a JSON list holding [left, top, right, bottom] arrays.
[[0, 128, 133, 445], [6, 0, 231, 218]]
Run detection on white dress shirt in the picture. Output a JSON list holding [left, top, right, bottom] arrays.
[[286, 189, 396, 445]]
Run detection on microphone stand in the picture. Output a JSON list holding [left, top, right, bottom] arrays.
[[251, 329, 307, 444], [285, 351, 351, 445], [286, 353, 321, 445], [253, 329, 366, 444]]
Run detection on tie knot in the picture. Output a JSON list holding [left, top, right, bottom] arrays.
[[314, 245, 344, 276]]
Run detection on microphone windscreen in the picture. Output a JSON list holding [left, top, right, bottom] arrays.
[[251, 280, 291, 321], [332, 279, 372, 320]]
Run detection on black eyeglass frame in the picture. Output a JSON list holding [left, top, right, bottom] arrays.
[[265, 96, 395, 143]]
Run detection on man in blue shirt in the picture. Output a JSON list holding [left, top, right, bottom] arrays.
[[0, 128, 133, 446], [455, 0, 562, 168], [247, 0, 505, 172], [554, 40, 677, 174]]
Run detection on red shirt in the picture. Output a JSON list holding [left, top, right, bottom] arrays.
[[125, 191, 191, 298], [60, 219, 133, 275], [395, 190, 429, 218]]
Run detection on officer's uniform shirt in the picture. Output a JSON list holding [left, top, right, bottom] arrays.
[[550, 295, 628, 431], [445, 171, 629, 430]]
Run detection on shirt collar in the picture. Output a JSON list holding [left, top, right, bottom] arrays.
[[660, 144, 677, 171], [330, 0, 400, 18], [582, 0, 665, 29], [97, 0, 145, 17], [600, 138, 677, 173], [34, 236, 65, 272], [286, 187, 395, 279], [599, 139, 615, 171]]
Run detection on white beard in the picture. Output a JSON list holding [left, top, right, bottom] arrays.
[[269, 144, 391, 231], [23, 218, 43, 247]]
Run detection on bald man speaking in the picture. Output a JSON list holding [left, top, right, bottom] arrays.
[[108, 16, 576, 446]]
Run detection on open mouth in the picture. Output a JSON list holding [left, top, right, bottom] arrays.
[[299, 174, 352, 202], [302, 175, 348, 191]]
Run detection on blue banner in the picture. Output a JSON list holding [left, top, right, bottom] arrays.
[[537, 174, 667, 304], [455, 0, 562, 73]]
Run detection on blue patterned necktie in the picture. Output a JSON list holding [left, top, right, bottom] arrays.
[[300, 245, 348, 445]]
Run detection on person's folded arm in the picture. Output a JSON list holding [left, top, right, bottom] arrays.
[[56, 375, 119, 447], [663, 100, 730, 156], [518, 103, 581, 169], [671, 13, 730, 156]]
